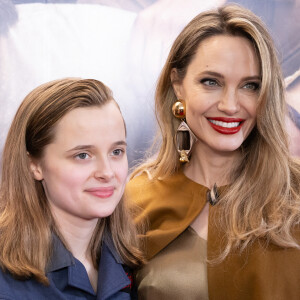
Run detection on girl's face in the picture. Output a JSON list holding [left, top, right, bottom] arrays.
[[172, 35, 261, 154], [30, 101, 128, 223]]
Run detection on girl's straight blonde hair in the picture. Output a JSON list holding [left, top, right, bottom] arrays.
[[132, 4, 300, 259], [0, 78, 144, 284]]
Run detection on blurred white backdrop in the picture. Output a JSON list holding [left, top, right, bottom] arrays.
[[0, 0, 299, 168]]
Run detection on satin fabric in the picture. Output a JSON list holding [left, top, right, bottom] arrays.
[[137, 226, 209, 300]]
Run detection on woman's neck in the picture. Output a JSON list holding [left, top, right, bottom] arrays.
[[184, 141, 241, 188]]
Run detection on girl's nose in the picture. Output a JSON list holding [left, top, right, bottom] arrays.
[[94, 158, 114, 181]]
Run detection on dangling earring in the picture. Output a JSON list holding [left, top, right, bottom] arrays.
[[172, 100, 197, 163]]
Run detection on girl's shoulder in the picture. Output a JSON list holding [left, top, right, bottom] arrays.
[[0, 268, 49, 300]]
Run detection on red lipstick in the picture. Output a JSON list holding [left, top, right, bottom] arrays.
[[207, 117, 245, 135], [85, 187, 114, 198]]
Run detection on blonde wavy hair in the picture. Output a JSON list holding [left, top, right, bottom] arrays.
[[0, 78, 144, 284], [132, 4, 300, 258]]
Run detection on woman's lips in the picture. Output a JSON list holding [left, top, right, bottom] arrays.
[[85, 187, 114, 198], [207, 117, 245, 134]]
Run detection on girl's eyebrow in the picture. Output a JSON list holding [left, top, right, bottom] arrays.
[[66, 141, 127, 152], [66, 145, 95, 152], [113, 141, 127, 147]]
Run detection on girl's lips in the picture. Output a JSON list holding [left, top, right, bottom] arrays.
[[85, 187, 114, 198], [207, 117, 245, 135]]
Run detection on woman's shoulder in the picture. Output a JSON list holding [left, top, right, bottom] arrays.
[[125, 169, 208, 228], [126, 171, 153, 190], [126, 171, 162, 212], [126, 170, 190, 208]]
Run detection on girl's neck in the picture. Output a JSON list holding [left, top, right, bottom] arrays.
[[51, 206, 98, 261], [50, 206, 99, 292]]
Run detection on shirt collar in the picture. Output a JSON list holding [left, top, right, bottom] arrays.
[[46, 231, 130, 298], [46, 229, 124, 273], [102, 230, 123, 264], [97, 241, 130, 299], [46, 234, 74, 273]]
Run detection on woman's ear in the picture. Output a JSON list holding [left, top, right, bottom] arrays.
[[28, 154, 44, 181], [170, 68, 184, 99]]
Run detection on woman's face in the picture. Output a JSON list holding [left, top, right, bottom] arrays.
[[172, 35, 261, 154], [30, 102, 128, 223]]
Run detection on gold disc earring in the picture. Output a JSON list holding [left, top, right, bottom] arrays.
[[172, 100, 186, 119]]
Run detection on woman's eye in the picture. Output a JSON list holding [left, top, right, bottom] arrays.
[[243, 82, 260, 91], [200, 78, 219, 87], [112, 149, 124, 156], [75, 152, 90, 160]]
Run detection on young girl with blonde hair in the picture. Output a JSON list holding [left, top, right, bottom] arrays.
[[0, 78, 144, 299]]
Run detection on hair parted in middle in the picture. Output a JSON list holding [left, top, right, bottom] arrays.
[[132, 4, 300, 260], [0, 78, 144, 285]]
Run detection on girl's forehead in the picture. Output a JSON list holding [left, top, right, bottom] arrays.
[[54, 104, 124, 141]]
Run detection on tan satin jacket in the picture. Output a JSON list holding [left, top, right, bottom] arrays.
[[126, 170, 300, 300]]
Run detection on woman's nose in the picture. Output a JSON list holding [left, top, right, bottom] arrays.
[[93, 158, 114, 181], [217, 88, 240, 115]]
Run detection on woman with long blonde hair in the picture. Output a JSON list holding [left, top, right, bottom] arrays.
[[127, 4, 300, 299], [0, 78, 144, 299]]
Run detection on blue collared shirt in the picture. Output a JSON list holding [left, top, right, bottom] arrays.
[[0, 234, 136, 300]]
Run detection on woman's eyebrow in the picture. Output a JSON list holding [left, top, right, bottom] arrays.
[[198, 71, 261, 81], [198, 71, 225, 78], [242, 76, 261, 81]]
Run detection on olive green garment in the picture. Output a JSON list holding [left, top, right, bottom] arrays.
[[126, 170, 300, 300]]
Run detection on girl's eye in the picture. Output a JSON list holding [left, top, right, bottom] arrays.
[[75, 153, 90, 160], [112, 149, 124, 156], [200, 78, 219, 87], [243, 82, 260, 91]]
